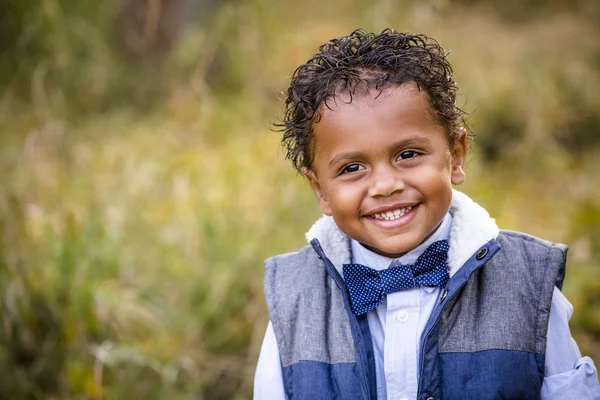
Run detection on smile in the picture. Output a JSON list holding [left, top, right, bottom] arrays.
[[370, 206, 413, 220]]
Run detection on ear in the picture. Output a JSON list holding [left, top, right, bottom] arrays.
[[450, 128, 468, 185], [302, 167, 333, 216]]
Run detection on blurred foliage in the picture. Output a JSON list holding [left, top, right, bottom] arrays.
[[0, 0, 599, 398]]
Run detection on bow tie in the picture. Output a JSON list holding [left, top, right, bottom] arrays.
[[343, 240, 450, 316]]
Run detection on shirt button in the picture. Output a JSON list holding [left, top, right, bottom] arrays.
[[396, 310, 409, 323]]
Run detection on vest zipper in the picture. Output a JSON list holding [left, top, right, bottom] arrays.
[[417, 276, 469, 399], [416, 242, 500, 399]]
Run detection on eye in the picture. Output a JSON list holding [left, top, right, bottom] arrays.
[[397, 150, 420, 160], [340, 163, 365, 174]]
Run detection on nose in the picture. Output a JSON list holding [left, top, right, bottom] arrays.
[[368, 166, 405, 197]]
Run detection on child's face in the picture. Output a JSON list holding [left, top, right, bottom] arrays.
[[306, 83, 467, 258]]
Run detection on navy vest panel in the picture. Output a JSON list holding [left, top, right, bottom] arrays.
[[282, 361, 367, 400], [439, 350, 545, 399]]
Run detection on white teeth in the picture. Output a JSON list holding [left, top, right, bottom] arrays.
[[371, 206, 414, 220]]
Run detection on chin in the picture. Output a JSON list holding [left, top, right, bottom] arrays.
[[368, 243, 412, 258], [374, 234, 426, 258]]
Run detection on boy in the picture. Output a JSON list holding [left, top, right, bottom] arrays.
[[254, 29, 600, 399]]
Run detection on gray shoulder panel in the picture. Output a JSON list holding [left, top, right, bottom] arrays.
[[264, 246, 356, 367], [499, 230, 568, 290], [439, 231, 568, 355]]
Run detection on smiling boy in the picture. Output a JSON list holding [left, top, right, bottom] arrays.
[[254, 29, 600, 399]]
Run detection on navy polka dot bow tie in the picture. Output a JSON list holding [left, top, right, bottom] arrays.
[[343, 240, 450, 316]]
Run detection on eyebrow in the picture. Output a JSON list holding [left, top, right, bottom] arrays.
[[328, 151, 365, 168], [327, 136, 432, 168]]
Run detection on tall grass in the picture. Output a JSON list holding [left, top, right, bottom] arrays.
[[1, 0, 599, 398]]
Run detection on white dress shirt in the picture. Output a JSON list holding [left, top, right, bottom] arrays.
[[352, 213, 453, 400]]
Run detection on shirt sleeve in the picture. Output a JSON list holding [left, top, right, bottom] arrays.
[[541, 287, 600, 399], [254, 321, 288, 400]]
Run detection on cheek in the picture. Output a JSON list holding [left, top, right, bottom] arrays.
[[413, 165, 453, 194], [328, 183, 361, 214]]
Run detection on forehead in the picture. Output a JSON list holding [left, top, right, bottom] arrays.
[[312, 83, 445, 151], [321, 82, 436, 118]]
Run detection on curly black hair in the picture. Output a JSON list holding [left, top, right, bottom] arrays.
[[275, 28, 470, 173]]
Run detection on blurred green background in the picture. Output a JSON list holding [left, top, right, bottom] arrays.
[[1, 0, 599, 398]]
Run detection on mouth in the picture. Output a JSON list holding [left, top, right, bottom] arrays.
[[367, 204, 418, 221]]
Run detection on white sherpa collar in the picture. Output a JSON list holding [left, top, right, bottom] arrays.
[[306, 189, 500, 277]]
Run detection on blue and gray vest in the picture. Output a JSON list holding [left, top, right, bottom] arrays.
[[264, 230, 567, 400]]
